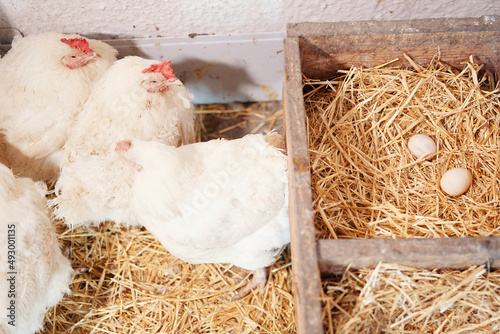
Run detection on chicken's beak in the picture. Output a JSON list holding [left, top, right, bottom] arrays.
[[159, 78, 183, 92], [168, 79, 183, 87]]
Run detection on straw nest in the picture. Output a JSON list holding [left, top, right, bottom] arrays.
[[322, 263, 500, 333], [304, 54, 500, 240], [304, 55, 500, 333], [43, 102, 295, 333]]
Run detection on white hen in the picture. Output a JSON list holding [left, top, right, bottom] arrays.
[[0, 32, 117, 183], [115, 132, 290, 297], [0, 163, 73, 334], [51, 56, 196, 228]]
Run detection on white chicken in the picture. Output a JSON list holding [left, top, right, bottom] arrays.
[[114, 132, 290, 298], [0, 32, 118, 183], [0, 163, 73, 334], [51, 56, 196, 228]]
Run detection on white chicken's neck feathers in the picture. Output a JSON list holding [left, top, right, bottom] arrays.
[[65, 56, 195, 157], [79, 56, 191, 114], [0, 32, 117, 104]]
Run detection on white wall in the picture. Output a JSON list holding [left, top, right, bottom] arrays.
[[2, 0, 497, 41], [1, 1, 499, 103], [285, 0, 500, 24], [0, 0, 284, 42]]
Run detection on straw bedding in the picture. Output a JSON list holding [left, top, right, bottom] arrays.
[[304, 55, 500, 333], [322, 263, 500, 333], [304, 55, 500, 240], [43, 102, 295, 333]]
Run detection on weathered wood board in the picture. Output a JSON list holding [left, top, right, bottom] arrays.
[[318, 237, 500, 274]]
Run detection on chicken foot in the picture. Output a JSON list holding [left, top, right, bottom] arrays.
[[232, 267, 268, 300]]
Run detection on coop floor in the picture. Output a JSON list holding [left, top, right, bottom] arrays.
[[43, 101, 295, 334]]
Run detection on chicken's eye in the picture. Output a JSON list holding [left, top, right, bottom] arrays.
[[152, 80, 157, 83], [71, 55, 77, 58]]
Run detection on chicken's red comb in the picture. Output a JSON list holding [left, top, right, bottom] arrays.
[[115, 140, 131, 152], [60, 38, 94, 55], [142, 60, 176, 80]]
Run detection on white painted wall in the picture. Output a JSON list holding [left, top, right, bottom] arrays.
[[285, 0, 500, 24], [2, 0, 497, 41], [0, 0, 284, 42], [1, 0, 499, 103]]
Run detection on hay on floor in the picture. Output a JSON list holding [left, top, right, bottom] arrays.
[[43, 102, 294, 334], [322, 263, 500, 333]]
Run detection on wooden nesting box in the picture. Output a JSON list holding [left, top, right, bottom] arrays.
[[283, 16, 500, 334]]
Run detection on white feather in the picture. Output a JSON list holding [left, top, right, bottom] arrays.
[[121, 133, 290, 270], [51, 56, 196, 228], [0, 163, 73, 334], [0, 32, 118, 182]]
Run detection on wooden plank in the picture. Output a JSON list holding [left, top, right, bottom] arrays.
[[287, 16, 500, 80], [283, 36, 324, 334], [318, 237, 500, 273]]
